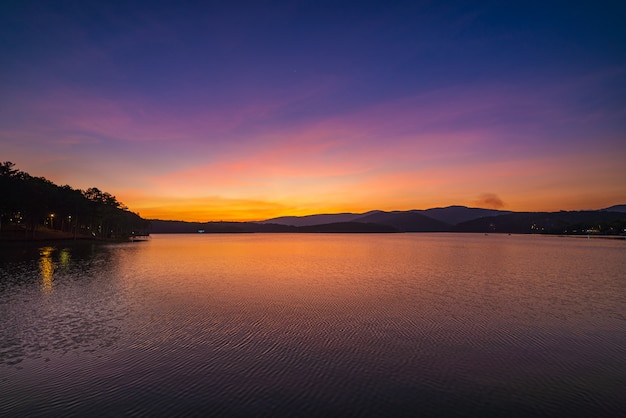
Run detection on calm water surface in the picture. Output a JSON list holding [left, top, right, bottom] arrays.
[[1, 233, 625, 417]]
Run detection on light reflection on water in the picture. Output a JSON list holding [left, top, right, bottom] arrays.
[[39, 247, 54, 294], [0, 234, 625, 417]]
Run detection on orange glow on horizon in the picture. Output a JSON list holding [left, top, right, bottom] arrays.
[[114, 149, 625, 222]]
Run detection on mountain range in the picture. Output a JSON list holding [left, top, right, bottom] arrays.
[[149, 205, 626, 235], [260, 206, 510, 229]]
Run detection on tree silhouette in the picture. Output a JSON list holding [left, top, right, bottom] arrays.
[[0, 161, 148, 239]]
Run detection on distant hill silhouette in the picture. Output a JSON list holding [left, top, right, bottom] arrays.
[[260, 206, 507, 227], [353, 210, 449, 232], [260, 212, 366, 227], [421, 206, 510, 225], [456, 210, 626, 234], [602, 204, 626, 213], [149, 204, 626, 235]]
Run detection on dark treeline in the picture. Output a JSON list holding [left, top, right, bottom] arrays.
[[149, 220, 397, 234], [455, 211, 626, 235], [0, 161, 148, 240]]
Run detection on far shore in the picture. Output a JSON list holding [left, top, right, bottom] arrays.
[[2, 227, 625, 244]]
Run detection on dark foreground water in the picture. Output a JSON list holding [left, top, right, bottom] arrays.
[[1, 233, 625, 417]]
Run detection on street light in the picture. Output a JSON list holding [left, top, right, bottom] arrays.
[[50, 213, 55, 229]]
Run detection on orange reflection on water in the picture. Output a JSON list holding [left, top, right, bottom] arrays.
[[39, 247, 54, 294], [120, 234, 435, 318]]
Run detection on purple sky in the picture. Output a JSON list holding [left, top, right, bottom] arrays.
[[1, 0, 625, 220]]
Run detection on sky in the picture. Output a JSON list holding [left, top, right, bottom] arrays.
[[1, 0, 625, 221]]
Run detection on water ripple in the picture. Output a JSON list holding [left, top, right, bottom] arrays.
[[1, 234, 625, 416]]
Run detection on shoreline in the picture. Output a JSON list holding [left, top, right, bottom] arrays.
[[2, 230, 625, 244]]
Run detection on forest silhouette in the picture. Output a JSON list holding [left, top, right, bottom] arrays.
[[0, 162, 147, 240]]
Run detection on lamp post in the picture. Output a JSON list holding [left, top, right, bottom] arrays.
[[50, 213, 55, 230]]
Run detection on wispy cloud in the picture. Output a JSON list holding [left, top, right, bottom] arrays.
[[473, 193, 505, 209]]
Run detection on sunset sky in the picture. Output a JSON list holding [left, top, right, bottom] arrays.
[[1, 0, 625, 221]]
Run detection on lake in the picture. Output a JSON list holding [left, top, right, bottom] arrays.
[[1, 233, 625, 417]]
